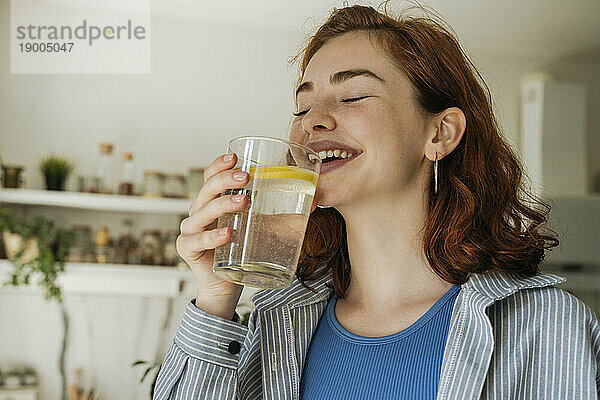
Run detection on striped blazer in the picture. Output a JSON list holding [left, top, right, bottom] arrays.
[[153, 270, 600, 399]]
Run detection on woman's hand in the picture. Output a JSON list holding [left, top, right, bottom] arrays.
[[177, 152, 249, 317]]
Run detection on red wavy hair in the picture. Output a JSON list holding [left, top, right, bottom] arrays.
[[290, 3, 560, 298]]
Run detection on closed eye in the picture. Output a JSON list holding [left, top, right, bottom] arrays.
[[293, 96, 371, 117], [292, 109, 309, 117], [341, 96, 371, 102]]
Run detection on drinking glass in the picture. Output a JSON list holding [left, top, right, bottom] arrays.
[[213, 136, 321, 289]]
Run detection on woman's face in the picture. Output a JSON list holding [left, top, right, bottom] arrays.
[[289, 31, 432, 209]]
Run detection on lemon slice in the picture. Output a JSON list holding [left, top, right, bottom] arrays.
[[240, 165, 318, 185]]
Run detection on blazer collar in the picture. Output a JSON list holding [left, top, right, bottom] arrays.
[[252, 271, 333, 311], [464, 269, 566, 301], [251, 268, 566, 311]]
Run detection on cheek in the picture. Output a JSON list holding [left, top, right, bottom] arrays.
[[289, 121, 308, 145], [352, 103, 420, 165], [338, 105, 377, 130], [340, 104, 390, 144]]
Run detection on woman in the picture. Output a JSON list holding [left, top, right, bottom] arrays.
[[154, 4, 600, 399]]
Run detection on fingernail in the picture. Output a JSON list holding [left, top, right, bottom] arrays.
[[218, 227, 229, 235], [233, 172, 247, 181], [224, 153, 234, 162], [232, 194, 245, 202]]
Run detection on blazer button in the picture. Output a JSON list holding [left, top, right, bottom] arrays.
[[228, 340, 241, 355]]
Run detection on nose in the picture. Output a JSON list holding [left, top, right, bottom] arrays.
[[301, 107, 336, 134]]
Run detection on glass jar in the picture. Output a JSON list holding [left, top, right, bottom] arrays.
[[163, 174, 186, 198], [118, 152, 135, 196], [141, 229, 162, 265], [68, 225, 93, 263], [95, 244, 109, 263], [79, 176, 102, 193], [187, 167, 205, 199], [163, 230, 179, 266], [143, 171, 164, 197], [93, 226, 110, 263], [127, 246, 142, 265], [1, 165, 25, 188], [116, 218, 137, 264], [114, 246, 128, 265], [93, 226, 110, 247], [96, 143, 114, 194]]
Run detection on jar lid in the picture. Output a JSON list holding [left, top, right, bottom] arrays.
[[99, 143, 114, 154], [144, 170, 163, 176], [142, 229, 161, 235], [123, 152, 133, 161], [0, 164, 24, 171], [189, 167, 205, 173]]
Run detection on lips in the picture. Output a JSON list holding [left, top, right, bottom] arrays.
[[319, 152, 362, 175], [306, 140, 362, 155]]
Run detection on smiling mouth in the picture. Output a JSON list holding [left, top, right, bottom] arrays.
[[320, 151, 363, 164], [319, 151, 363, 174]]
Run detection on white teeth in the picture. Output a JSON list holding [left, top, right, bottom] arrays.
[[317, 149, 357, 160]]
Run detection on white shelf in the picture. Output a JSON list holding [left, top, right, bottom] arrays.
[[0, 188, 190, 214], [0, 259, 196, 297]]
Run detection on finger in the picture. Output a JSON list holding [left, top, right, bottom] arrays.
[[188, 153, 237, 215], [189, 162, 249, 217], [204, 152, 237, 183], [181, 193, 248, 235], [176, 228, 230, 262]]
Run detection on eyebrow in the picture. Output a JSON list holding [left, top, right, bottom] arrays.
[[295, 69, 386, 99]]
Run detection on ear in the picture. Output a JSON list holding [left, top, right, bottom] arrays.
[[424, 107, 466, 161]]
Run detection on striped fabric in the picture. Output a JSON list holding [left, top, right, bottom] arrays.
[[153, 270, 600, 399]]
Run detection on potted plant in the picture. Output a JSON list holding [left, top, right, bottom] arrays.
[[0, 209, 75, 301], [39, 155, 74, 191], [0, 208, 75, 399], [2, 230, 39, 263], [22, 367, 37, 386], [3, 369, 22, 388], [1, 208, 39, 264]]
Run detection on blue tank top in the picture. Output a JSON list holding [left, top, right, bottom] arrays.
[[299, 284, 461, 399]]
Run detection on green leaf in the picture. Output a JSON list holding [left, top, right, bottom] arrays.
[[140, 366, 153, 383], [39, 154, 74, 179], [1, 213, 75, 303]]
